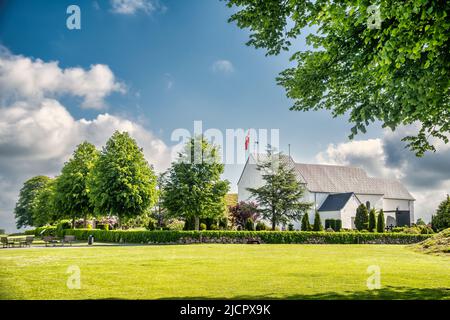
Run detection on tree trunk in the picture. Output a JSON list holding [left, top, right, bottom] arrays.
[[72, 217, 75, 229], [272, 220, 276, 231], [194, 216, 200, 231]]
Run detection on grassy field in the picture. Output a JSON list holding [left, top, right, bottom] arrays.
[[1, 244, 449, 300]]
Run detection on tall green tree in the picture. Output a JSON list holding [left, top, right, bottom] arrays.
[[312, 211, 323, 231], [54, 142, 99, 228], [355, 204, 369, 231], [377, 209, 385, 233], [431, 195, 450, 232], [226, 0, 450, 156], [32, 178, 58, 227], [247, 150, 311, 230], [14, 176, 52, 228], [368, 208, 377, 232], [301, 212, 311, 231], [162, 137, 230, 230], [89, 132, 158, 227]]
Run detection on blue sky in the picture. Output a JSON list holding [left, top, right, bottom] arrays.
[[1, 0, 448, 231]]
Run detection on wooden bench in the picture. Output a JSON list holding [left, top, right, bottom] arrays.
[[62, 235, 76, 246], [43, 236, 60, 247]]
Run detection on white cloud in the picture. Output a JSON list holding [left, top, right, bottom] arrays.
[[212, 60, 234, 74], [315, 126, 450, 223], [0, 48, 125, 109], [0, 49, 172, 233], [110, 0, 165, 15]]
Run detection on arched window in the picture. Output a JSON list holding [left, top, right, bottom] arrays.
[[366, 201, 371, 210]]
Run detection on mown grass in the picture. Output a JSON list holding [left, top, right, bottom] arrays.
[[1, 244, 449, 300]]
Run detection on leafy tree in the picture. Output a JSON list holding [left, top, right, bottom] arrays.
[[88, 132, 158, 227], [368, 208, 377, 232], [226, 0, 450, 156], [229, 201, 259, 230], [14, 176, 52, 228], [247, 150, 312, 230], [355, 204, 369, 231], [162, 137, 230, 230], [431, 195, 450, 232], [301, 212, 311, 231], [312, 211, 323, 231], [32, 178, 58, 227], [377, 209, 385, 233], [54, 142, 99, 228]]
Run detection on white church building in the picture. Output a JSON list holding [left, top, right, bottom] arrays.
[[237, 154, 415, 230]]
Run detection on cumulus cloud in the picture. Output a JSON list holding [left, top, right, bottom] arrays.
[[0, 49, 172, 233], [110, 0, 165, 15], [316, 125, 450, 222], [0, 48, 125, 109], [212, 60, 234, 74]]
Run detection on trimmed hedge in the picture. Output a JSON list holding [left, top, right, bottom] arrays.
[[26, 226, 57, 236], [64, 229, 432, 245]]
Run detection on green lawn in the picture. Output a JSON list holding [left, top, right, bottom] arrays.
[[1, 244, 449, 300]]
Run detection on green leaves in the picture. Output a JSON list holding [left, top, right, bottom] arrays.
[[88, 132, 157, 221], [247, 151, 312, 230], [162, 137, 230, 228], [226, 0, 450, 156]]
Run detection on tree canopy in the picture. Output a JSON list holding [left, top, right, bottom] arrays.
[[247, 151, 311, 230], [355, 204, 369, 230], [14, 175, 52, 228], [431, 195, 450, 231], [32, 178, 57, 227], [54, 142, 99, 226], [162, 137, 230, 230], [226, 0, 450, 155], [88, 131, 158, 223]]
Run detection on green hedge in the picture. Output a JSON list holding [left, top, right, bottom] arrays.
[[26, 226, 57, 236], [64, 229, 431, 244]]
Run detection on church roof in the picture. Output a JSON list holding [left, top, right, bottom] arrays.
[[318, 192, 356, 211], [245, 154, 415, 200]]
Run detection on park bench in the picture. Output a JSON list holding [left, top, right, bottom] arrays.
[[62, 235, 76, 246], [43, 236, 60, 247], [22, 236, 34, 247]]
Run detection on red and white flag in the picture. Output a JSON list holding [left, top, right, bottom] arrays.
[[245, 130, 250, 151]]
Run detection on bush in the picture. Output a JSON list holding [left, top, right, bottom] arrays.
[[63, 229, 432, 245], [209, 224, 218, 230], [368, 209, 377, 232], [325, 228, 335, 232], [301, 213, 311, 231], [56, 220, 72, 237], [355, 204, 369, 231], [313, 212, 323, 231], [199, 223, 207, 231], [34, 226, 57, 236], [97, 224, 110, 231], [255, 222, 268, 231], [377, 210, 385, 233], [245, 219, 255, 231], [324, 219, 342, 231], [288, 223, 294, 231]]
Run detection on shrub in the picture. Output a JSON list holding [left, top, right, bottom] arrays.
[[324, 219, 342, 231], [63, 229, 432, 245], [97, 224, 110, 231], [288, 223, 294, 231], [255, 222, 268, 231], [325, 228, 335, 232], [355, 204, 369, 231], [209, 224, 218, 230], [34, 226, 57, 236], [56, 220, 72, 237], [368, 209, 377, 232], [199, 223, 207, 231], [313, 211, 323, 231], [245, 218, 255, 231], [377, 210, 385, 233], [301, 213, 311, 231], [167, 219, 185, 231]]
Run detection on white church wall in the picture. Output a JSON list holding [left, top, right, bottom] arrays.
[[340, 195, 361, 229], [355, 194, 383, 210]]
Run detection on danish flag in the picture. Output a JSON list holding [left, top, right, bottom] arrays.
[[245, 130, 250, 151]]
